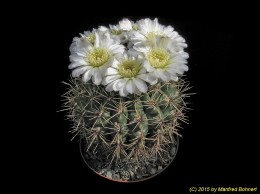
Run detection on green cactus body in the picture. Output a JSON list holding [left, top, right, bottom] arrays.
[[63, 78, 189, 181]]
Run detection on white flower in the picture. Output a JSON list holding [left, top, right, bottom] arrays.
[[103, 52, 149, 97], [137, 37, 189, 84], [98, 24, 127, 44], [69, 31, 125, 85], [119, 18, 137, 31], [69, 30, 97, 53], [131, 18, 187, 52], [68, 18, 189, 97], [109, 24, 128, 43]]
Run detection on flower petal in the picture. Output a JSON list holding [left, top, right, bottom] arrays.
[[92, 69, 103, 85], [133, 78, 148, 93], [82, 69, 93, 82], [68, 60, 88, 69], [99, 26, 109, 32], [166, 67, 178, 75], [110, 58, 120, 68], [72, 66, 88, 77], [103, 75, 120, 85], [133, 42, 150, 53], [168, 63, 188, 74], [130, 31, 146, 42], [139, 67, 146, 74], [69, 53, 84, 62], [119, 18, 132, 31], [126, 80, 136, 94], [109, 44, 125, 55], [119, 86, 128, 97], [106, 67, 118, 75], [94, 32, 100, 48], [163, 26, 174, 36], [143, 60, 154, 72], [147, 73, 157, 83], [113, 79, 126, 91], [103, 33, 113, 46], [155, 70, 171, 81], [170, 75, 178, 82], [105, 82, 114, 92]]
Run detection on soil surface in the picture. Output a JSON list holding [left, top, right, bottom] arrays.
[[80, 135, 179, 182]]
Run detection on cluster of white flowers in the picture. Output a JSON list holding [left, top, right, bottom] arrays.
[[69, 18, 189, 97]]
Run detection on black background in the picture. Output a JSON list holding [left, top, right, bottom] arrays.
[[52, 15, 259, 192]]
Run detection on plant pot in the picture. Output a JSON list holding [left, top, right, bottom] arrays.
[[79, 134, 179, 182]]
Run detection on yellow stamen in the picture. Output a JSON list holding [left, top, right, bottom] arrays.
[[146, 32, 156, 42], [111, 29, 122, 35], [85, 33, 95, 44], [118, 60, 140, 78], [86, 48, 110, 67], [147, 48, 170, 69]]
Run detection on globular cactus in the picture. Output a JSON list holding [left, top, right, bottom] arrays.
[[62, 17, 192, 181], [62, 77, 191, 181]]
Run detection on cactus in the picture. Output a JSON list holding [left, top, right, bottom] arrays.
[[62, 17, 192, 181], [62, 77, 191, 181]]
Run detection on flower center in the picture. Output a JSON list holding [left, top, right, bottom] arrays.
[[86, 48, 110, 67], [111, 29, 122, 35], [147, 48, 170, 69], [147, 32, 156, 41], [86, 33, 95, 44], [132, 24, 138, 31], [118, 60, 140, 78]]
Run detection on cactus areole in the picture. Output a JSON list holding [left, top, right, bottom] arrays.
[[62, 18, 191, 182]]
